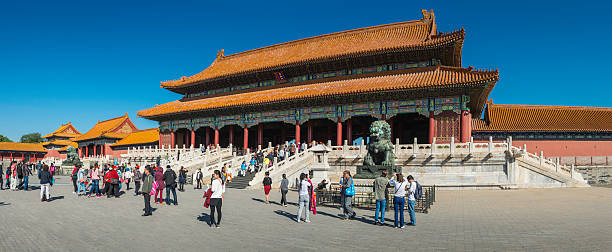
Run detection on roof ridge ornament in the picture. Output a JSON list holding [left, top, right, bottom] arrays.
[[422, 9, 437, 39], [216, 49, 225, 59]]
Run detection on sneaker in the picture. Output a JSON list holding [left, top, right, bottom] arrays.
[[407, 223, 416, 226], [304, 220, 311, 223], [216, 225, 221, 229], [400, 226, 405, 229]]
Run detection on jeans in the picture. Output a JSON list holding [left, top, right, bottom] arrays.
[[143, 193, 152, 215], [72, 178, 78, 192], [89, 180, 100, 196], [297, 195, 310, 222], [342, 196, 355, 219], [210, 198, 222, 226], [108, 183, 119, 197], [394, 197, 405, 227], [134, 181, 141, 195], [165, 186, 177, 205], [23, 176, 28, 190], [375, 199, 386, 223], [11, 177, 17, 190], [196, 179, 201, 189], [407, 200, 416, 225], [40, 183, 50, 200], [78, 182, 86, 195], [280, 189, 288, 205]]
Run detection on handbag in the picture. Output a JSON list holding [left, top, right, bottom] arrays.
[[151, 181, 158, 195], [345, 180, 355, 196], [110, 178, 119, 184]]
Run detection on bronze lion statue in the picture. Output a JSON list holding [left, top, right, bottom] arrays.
[[363, 120, 395, 166]]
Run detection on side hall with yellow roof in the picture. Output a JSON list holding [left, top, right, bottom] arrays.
[[73, 113, 138, 159]]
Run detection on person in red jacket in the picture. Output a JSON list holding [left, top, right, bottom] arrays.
[[104, 166, 120, 198]]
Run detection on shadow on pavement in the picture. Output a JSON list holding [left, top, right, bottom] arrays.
[[197, 213, 210, 223], [49, 196, 64, 201], [0, 201, 11, 206], [274, 210, 296, 221]]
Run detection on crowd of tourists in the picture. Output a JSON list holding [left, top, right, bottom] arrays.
[[0, 161, 39, 191]]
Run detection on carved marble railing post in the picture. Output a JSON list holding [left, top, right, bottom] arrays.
[[395, 138, 400, 155], [488, 136, 493, 153], [450, 137, 455, 154], [431, 137, 436, 155], [469, 137, 474, 154], [555, 158, 560, 173], [571, 164, 575, 178], [540, 151, 544, 167], [507, 136, 513, 152], [413, 137, 418, 155]]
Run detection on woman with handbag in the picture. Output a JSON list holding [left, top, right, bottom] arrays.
[[296, 173, 312, 223], [340, 170, 356, 220], [154, 166, 165, 204], [104, 166, 120, 198], [209, 170, 224, 228], [389, 173, 408, 228]]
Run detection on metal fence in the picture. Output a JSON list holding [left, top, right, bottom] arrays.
[[316, 184, 436, 213]]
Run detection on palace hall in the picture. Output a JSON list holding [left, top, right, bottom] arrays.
[[138, 10, 612, 158]]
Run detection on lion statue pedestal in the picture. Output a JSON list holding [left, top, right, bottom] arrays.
[[354, 120, 399, 179]]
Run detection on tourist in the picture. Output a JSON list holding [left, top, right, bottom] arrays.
[[195, 168, 203, 189], [296, 173, 312, 223], [389, 173, 408, 228], [340, 170, 356, 220], [240, 161, 247, 177], [49, 163, 55, 176], [317, 179, 328, 191], [123, 167, 133, 190], [0, 163, 3, 190], [154, 166, 165, 204], [10, 161, 18, 190], [71, 164, 79, 194], [373, 170, 390, 226], [141, 166, 154, 216], [133, 165, 142, 196], [16, 162, 23, 190], [89, 165, 101, 197], [263, 156, 270, 171], [23, 162, 31, 190], [178, 166, 187, 191], [249, 156, 256, 173], [209, 170, 224, 228], [77, 166, 86, 196], [406, 175, 417, 226], [262, 171, 272, 204], [163, 165, 178, 205], [225, 165, 232, 183], [104, 166, 120, 198], [279, 173, 288, 207], [38, 165, 52, 202]]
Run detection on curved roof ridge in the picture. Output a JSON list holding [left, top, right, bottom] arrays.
[[490, 103, 612, 111]]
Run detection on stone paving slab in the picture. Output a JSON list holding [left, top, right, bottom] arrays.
[[0, 176, 611, 251]]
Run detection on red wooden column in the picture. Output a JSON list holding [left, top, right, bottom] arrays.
[[190, 129, 196, 148], [257, 123, 263, 147], [205, 128, 210, 147], [336, 118, 342, 146], [243, 125, 249, 151], [214, 127, 220, 146], [307, 120, 313, 143], [229, 125, 234, 145], [295, 121, 301, 144], [86, 146, 89, 157], [346, 118, 353, 144], [460, 111, 472, 143], [93, 145, 97, 156], [184, 132, 188, 148], [428, 112, 436, 144], [159, 132, 162, 148], [78, 147, 82, 158], [170, 131, 176, 147]]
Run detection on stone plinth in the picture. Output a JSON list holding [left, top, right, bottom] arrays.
[[354, 165, 399, 179]]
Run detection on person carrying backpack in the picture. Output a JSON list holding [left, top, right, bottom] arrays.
[[406, 175, 419, 226], [163, 166, 178, 205]]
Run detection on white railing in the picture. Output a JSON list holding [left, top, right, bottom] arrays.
[[249, 145, 314, 187]]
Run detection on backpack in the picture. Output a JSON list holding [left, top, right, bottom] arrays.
[[414, 181, 423, 201]]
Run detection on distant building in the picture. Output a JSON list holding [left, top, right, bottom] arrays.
[[0, 142, 47, 163], [72, 113, 138, 158], [110, 128, 159, 155], [42, 122, 81, 159]]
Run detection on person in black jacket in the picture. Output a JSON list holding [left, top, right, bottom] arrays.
[[178, 167, 187, 192], [38, 165, 53, 202], [0, 163, 3, 190], [163, 166, 178, 205]]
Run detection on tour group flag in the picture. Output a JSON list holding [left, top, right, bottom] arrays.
[[274, 72, 287, 83]]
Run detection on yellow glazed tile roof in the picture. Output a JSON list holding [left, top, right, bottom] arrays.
[[72, 114, 138, 142], [140, 66, 498, 118], [0, 142, 47, 153], [111, 128, 159, 147], [42, 122, 82, 139], [160, 10, 464, 88]]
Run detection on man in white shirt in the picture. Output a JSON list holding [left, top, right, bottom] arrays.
[[406, 175, 417, 226]]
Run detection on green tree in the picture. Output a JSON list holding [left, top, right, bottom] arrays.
[[0, 134, 12, 142], [20, 132, 43, 143]]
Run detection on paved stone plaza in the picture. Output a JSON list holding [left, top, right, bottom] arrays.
[[1, 177, 611, 252]]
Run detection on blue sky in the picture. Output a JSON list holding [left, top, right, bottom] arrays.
[[1, 0, 610, 141]]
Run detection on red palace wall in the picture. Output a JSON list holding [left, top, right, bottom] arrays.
[[511, 141, 612, 157]]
